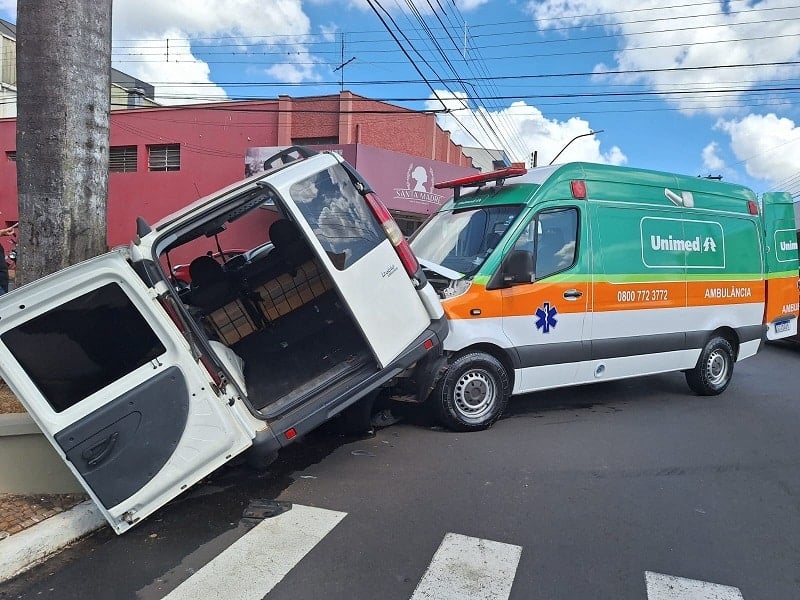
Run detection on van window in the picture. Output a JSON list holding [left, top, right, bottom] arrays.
[[289, 164, 384, 270], [513, 208, 578, 279], [0, 283, 166, 413], [410, 205, 524, 277]]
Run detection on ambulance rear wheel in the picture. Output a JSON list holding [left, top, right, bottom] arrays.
[[434, 352, 510, 431], [685, 336, 734, 395]]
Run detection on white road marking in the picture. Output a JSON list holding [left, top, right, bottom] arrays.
[[161, 504, 346, 600], [645, 571, 744, 599], [409, 533, 522, 600]]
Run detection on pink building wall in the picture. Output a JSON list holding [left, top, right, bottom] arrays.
[[0, 93, 476, 250]]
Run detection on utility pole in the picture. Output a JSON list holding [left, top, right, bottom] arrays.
[[15, 0, 112, 283]]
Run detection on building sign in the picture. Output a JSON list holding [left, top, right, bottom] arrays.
[[245, 144, 475, 217], [393, 163, 445, 208]]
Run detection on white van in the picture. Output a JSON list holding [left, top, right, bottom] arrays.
[[0, 147, 447, 533]]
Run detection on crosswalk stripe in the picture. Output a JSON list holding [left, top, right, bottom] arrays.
[[161, 504, 347, 600], [409, 533, 522, 600], [645, 571, 744, 599]]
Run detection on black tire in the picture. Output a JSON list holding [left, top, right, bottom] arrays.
[[685, 336, 735, 395], [433, 352, 510, 431]]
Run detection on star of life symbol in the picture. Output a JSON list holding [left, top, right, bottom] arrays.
[[535, 302, 558, 333]]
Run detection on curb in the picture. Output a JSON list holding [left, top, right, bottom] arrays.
[[0, 500, 105, 583]]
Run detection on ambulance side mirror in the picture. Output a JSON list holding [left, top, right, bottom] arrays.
[[500, 249, 534, 286]]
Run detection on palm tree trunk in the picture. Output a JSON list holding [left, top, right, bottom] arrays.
[[15, 0, 112, 284]]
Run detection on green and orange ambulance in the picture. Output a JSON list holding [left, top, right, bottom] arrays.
[[409, 162, 799, 431]]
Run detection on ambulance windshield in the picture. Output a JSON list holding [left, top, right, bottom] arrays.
[[410, 204, 524, 277]]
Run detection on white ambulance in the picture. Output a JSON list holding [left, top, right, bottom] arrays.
[[409, 162, 799, 431]]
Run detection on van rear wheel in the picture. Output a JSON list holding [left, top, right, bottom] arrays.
[[434, 352, 510, 431], [685, 336, 735, 395]]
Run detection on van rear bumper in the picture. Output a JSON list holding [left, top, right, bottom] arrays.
[[255, 315, 449, 450]]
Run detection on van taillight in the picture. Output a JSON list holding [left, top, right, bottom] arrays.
[[747, 200, 759, 215], [364, 192, 420, 277]]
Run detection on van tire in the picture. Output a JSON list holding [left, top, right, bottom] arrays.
[[434, 352, 510, 431], [685, 336, 735, 396]]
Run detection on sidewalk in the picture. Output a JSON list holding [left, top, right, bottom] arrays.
[[0, 493, 88, 539], [0, 386, 105, 582], [0, 494, 105, 583]]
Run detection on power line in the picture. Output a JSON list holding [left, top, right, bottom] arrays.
[[364, 0, 496, 153]]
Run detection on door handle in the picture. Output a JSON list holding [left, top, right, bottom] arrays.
[[563, 289, 583, 300], [82, 432, 119, 467]]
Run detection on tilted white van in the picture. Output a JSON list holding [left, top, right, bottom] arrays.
[[0, 147, 447, 533]]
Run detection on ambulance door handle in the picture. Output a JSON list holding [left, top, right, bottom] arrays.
[[563, 289, 583, 300]]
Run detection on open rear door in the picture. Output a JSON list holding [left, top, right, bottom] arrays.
[[263, 152, 434, 368], [0, 253, 253, 534], [761, 192, 799, 340]]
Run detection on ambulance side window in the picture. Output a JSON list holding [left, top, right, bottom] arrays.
[[514, 208, 578, 279]]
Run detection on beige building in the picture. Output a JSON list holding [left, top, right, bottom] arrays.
[[0, 17, 158, 118]]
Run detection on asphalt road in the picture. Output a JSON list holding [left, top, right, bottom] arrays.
[[2, 342, 799, 599]]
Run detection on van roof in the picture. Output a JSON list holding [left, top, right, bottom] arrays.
[[447, 161, 759, 215]]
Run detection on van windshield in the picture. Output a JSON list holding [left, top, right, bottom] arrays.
[[410, 204, 524, 277]]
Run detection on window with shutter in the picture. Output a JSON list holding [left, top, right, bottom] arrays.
[[147, 144, 180, 172], [109, 146, 137, 173]]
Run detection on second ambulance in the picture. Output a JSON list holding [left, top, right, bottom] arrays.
[[410, 162, 799, 431]]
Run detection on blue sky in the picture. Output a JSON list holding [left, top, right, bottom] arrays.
[[2, 0, 800, 197]]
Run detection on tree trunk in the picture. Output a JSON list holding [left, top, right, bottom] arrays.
[[15, 0, 112, 285]]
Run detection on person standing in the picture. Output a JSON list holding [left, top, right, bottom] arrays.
[[0, 224, 16, 295]]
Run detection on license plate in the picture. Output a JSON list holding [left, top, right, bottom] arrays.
[[776, 321, 790, 333]]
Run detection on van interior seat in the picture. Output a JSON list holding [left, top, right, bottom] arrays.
[[188, 255, 241, 314], [269, 219, 315, 277]]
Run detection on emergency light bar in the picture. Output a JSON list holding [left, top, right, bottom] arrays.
[[434, 166, 528, 202]]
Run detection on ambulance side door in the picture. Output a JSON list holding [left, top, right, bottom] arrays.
[[588, 203, 689, 377], [500, 203, 590, 393]]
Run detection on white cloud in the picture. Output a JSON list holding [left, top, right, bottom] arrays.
[[266, 52, 323, 85], [112, 0, 310, 40], [319, 23, 339, 43], [117, 31, 228, 105], [701, 141, 726, 173], [716, 113, 800, 189], [110, 0, 316, 102], [527, 0, 800, 115], [346, 0, 488, 13], [5, 1, 318, 98], [427, 91, 627, 166]]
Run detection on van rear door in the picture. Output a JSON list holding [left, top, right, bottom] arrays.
[[0, 253, 254, 534], [262, 153, 434, 367], [761, 192, 799, 340]]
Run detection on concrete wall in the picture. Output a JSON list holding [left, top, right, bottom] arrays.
[[0, 414, 82, 494]]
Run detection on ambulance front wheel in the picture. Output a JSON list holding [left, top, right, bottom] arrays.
[[685, 336, 735, 396], [433, 352, 510, 431]]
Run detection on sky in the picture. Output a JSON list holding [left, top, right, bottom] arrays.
[[2, 0, 800, 197]]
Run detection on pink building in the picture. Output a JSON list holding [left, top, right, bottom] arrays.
[[0, 92, 476, 252]]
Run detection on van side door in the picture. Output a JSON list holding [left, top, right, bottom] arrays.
[[499, 203, 589, 393], [0, 253, 254, 534], [589, 203, 689, 375]]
